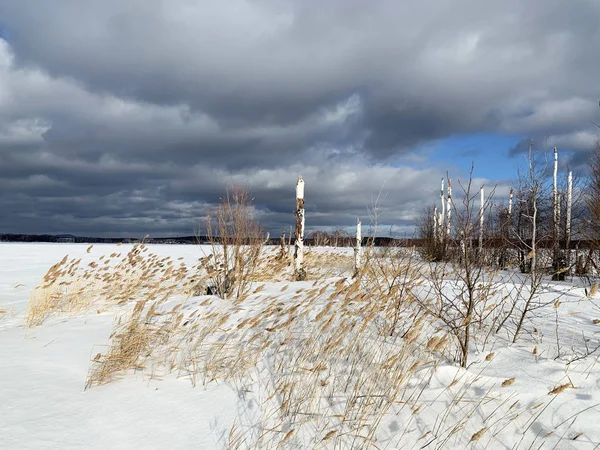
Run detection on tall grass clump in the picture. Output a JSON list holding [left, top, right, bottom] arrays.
[[86, 297, 187, 387], [82, 243, 600, 448], [85, 243, 449, 447], [26, 242, 196, 327]]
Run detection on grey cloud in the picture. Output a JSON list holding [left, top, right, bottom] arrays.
[[0, 1, 599, 235], [5, 1, 600, 139]]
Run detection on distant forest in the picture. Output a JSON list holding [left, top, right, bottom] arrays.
[[1, 233, 598, 250], [0, 233, 400, 247]]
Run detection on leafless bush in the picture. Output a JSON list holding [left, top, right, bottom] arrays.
[[494, 149, 575, 343], [416, 204, 448, 261], [418, 166, 500, 367], [203, 185, 268, 300]]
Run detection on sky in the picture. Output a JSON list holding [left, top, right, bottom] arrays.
[[0, 1, 599, 238]]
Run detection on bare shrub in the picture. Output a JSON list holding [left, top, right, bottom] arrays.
[[495, 149, 571, 344], [204, 185, 268, 300], [418, 166, 500, 367], [417, 204, 447, 261], [587, 143, 600, 241], [507, 149, 547, 342]]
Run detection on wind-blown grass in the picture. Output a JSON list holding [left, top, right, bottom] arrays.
[[26, 243, 600, 448]]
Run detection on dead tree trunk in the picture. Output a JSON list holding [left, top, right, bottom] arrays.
[[440, 177, 446, 238], [479, 186, 484, 256], [280, 231, 286, 259], [294, 176, 306, 280], [446, 175, 452, 242], [566, 170, 573, 275], [554, 147, 559, 242], [354, 218, 361, 277], [552, 148, 565, 280], [499, 187, 514, 269]]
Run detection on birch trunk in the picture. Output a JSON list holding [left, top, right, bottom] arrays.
[[566, 170, 573, 273], [552, 147, 561, 280], [354, 218, 361, 277], [440, 178, 446, 239], [508, 187, 514, 239], [446, 176, 452, 240], [553, 147, 559, 245], [501, 187, 514, 269], [294, 176, 306, 280], [479, 186, 484, 255]]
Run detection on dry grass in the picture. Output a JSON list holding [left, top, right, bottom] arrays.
[[501, 378, 515, 388], [26, 243, 200, 327], [245, 248, 292, 283], [303, 248, 354, 279], [548, 383, 570, 395], [89, 246, 554, 448], [25, 243, 599, 448], [86, 297, 188, 387], [84, 247, 444, 447], [82, 247, 507, 448]]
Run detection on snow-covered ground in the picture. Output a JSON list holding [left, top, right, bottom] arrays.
[[1, 243, 600, 449], [0, 244, 239, 449]]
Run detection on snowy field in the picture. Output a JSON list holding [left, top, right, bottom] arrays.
[[1, 243, 600, 449]]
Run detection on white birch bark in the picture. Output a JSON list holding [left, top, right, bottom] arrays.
[[566, 171, 573, 271], [440, 178, 445, 238], [507, 187, 514, 247], [553, 147, 559, 244], [479, 186, 484, 254], [354, 218, 361, 276], [446, 176, 452, 239], [294, 176, 305, 279], [532, 182, 538, 278]]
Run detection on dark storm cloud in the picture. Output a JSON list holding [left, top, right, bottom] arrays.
[[0, 0, 599, 235]]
